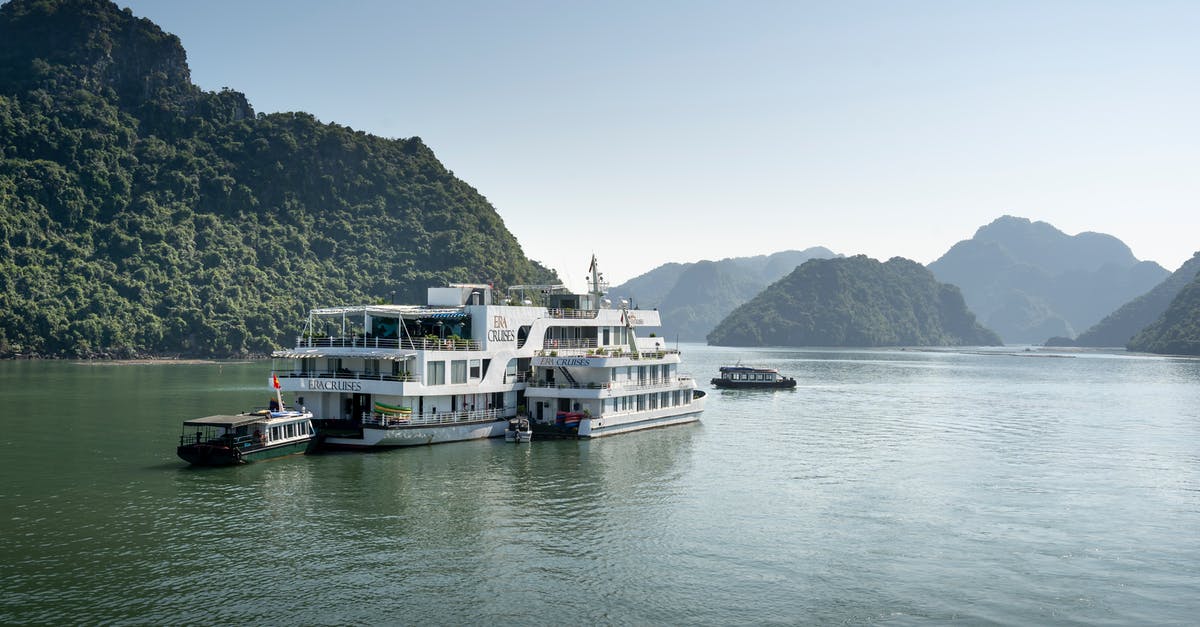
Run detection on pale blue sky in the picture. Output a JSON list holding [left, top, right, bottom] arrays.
[[120, 0, 1199, 288]]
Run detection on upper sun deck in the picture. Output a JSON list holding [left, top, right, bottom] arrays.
[[281, 303, 660, 354], [281, 257, 660, 355]]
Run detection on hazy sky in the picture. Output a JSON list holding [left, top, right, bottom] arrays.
[[120, 0, 1198, 289]]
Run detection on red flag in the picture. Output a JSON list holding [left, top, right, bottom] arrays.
[[272, 373, 281, 390]]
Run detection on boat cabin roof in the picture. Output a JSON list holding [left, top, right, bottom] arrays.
[[719, 366, 779, 373], [183, 411, 310, 428], [183, 414, 264, 428]]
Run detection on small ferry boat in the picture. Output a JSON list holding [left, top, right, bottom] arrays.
[[270, 255, 705, 447], [505, 417, 532, 442], [177, 409, 316, 466], [711, 365, 797, 389]]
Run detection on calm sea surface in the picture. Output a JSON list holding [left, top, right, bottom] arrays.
[[2, 345, 1199, 625]]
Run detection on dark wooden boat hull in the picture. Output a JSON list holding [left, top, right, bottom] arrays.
[[177, 439, 314, 466], [710, 378, 796, 389]]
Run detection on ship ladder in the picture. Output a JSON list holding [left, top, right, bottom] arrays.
[[557, 366, 579, 386]]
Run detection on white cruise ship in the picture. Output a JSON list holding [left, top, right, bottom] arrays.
[[271, 257, 706, 448]]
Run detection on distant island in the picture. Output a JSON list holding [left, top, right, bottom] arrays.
[[928, 216, 1167, 344], [609, 248, 838, 341], [0, 0, 556, 358], [707, 255, 1002, 347]]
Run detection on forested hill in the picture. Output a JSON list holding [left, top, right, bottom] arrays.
[[0, 0, 556, 358], [1057, 252, 1200, 348], [707, 255, 1002, 347], [1127, 271, 1200, 356], [609, 248, 838, 340]]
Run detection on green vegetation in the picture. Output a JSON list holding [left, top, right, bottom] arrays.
[[707, 255, 1001, 347], [928, 216, 1168, 344], [1127, 272, 1200, 355], [0, 0, 555, 358]]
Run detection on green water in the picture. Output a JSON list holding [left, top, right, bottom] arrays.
[[2, 346, 1199, 624]]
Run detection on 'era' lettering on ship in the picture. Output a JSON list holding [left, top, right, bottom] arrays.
[[534, 357, 593, 367], [307, 379, 363, 391], [488, 315, 516, 342]]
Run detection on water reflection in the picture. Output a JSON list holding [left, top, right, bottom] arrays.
[[2, 350, 1200, 624]]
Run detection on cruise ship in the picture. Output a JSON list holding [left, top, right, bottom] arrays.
[[271, 257, 706, 447]]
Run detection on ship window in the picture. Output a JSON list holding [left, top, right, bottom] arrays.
[[452, 360, 467, 384], [427, 361, 446, 385], [469, 359, 481, 379]]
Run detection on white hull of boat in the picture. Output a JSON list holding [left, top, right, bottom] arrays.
[[323, 419, 507, 448], [576, 401, 705, 438]]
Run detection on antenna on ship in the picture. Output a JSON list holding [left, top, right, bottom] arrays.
[[587, 254, 607, 298]]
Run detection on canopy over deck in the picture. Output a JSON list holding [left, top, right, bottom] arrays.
[[308, 305, 468, 320], [182, 414, 264, 429]]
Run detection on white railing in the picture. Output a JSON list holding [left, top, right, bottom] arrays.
[[295, 335, 482, 352], [525, 377, 694, 392], [505, 371, 533, 383], [541, 338, 597, 350], [280, 371, 421, 383], [534, 347, 680, 359], [362, 407, 505, 427], [547, 309, 599, 319]]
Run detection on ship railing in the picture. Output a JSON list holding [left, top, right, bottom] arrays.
[[295, 335, 482, 351], [539, 338, 598, 351], [505, 371, 534, 383], [527, 380, 612, 390], [533, 347, 681, 359], [361, 407, 505, 427], [547, 308, 599, 319], [525, 378, 692, 392], [279, 370, 422, 383]]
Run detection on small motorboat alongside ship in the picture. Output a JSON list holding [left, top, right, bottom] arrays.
[[505, 416, 532, 442], [711, 365, 796, 390], [177, 409, 316, 466]]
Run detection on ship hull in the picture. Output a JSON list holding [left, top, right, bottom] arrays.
[[534, 393, 706, 439], [177, 439, 314, 466], [319, 419, 507, 448], [710, 379, 796, 390]]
